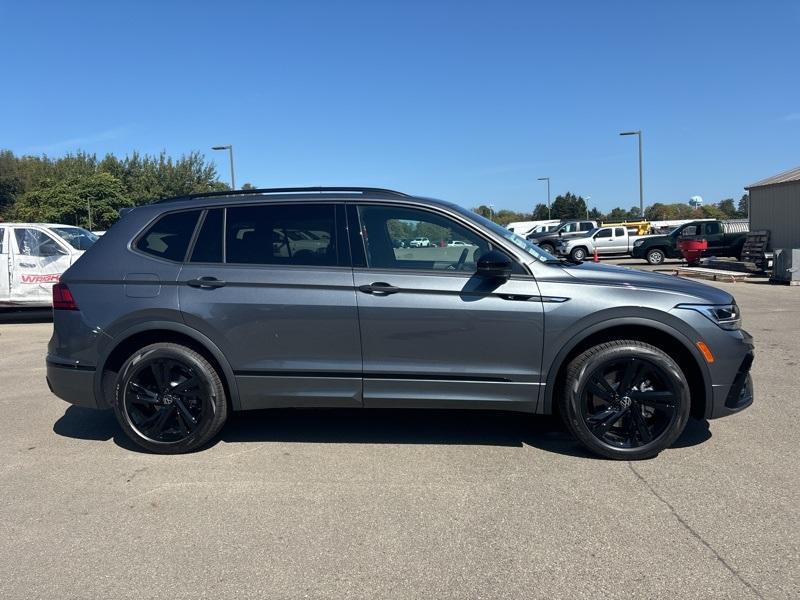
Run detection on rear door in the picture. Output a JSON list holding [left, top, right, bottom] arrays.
[[703, 221, 724, 254], [178, 202, 362, 410], [10, 227, 71, 305]]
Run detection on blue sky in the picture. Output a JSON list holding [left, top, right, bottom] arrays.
[[1, 0, 798, 213]]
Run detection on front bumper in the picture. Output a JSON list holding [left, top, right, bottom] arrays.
[[709, 350, 754, 418], [46, 357, 99, 409]]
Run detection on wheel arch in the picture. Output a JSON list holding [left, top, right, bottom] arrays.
[[94, 321, 241, 411], [542, 318, 712, 420]]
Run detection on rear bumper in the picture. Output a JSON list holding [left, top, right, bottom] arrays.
[[46, 357, 99, 409]]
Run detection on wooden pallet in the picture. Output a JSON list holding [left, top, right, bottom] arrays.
[[740, 230, 770, 270], [670, 266, 751, 283]]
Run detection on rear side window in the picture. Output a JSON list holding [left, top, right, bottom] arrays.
[[580, 222, 593, 231], [705, 222, 721, 235], [0, 229, 5, 254], [615, 227, 625, 236], [136, 210, 201, 262], [190, 209, 224, 263], [225, 204, 337, 266]]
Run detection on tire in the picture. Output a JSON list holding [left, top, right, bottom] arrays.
[[559, 340, 690, 460], [570, 247, 588, 262], [113, 343, 228, 454], [539, 242, 555, 255], [646, 248, 665, 265]]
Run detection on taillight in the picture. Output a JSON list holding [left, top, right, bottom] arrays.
[[52, 283, 78, 310]]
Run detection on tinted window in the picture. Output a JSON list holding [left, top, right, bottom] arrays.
[[580, 222, 593, 231], [14, 228, 65, 257], [705, 222, 721, 235], [136, 210, 200, 262], [356, 205, 494, 273], [0, 229, 5, 254], [190, 209, 224, 263], [681, 225, 698, 237], [226, 204, 336, 266], [615, 227, 625, 236], [595, 228, 612, 238]]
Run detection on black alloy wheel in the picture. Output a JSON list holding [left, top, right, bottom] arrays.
[[114, 343, 228, 453], [560, 340, 690, 460]]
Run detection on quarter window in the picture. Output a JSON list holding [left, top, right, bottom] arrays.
[[225, 204, 337, 266], [615, 228, 625, 237], [136, 210, 201, 262], [705, 222, 721, 235], [356, 205, 496, 273]]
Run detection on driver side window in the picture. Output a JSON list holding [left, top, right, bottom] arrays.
[[14, 228, 64, 257], [356, 205, 490, 273]]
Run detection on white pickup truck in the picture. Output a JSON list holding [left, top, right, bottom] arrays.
[[1, 223, 97, 307], [555, 225, 643, 261]]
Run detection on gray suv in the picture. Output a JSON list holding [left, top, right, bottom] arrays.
[[46, 188, 754, 459]]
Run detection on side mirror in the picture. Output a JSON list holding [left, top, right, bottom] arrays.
[[477, 250, 512, 280]]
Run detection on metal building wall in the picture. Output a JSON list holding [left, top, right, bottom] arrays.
[[749, 182, 800, 250]]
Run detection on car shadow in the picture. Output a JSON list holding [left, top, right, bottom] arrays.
[[0, 308, 53, 324], [52, 406, 712, 458]]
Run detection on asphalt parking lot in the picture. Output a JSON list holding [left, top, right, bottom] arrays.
[[1, 259, 798, 599]]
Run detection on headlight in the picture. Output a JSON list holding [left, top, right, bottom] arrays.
[[677, 304, 741, 330], [633, 239, 645, 247]]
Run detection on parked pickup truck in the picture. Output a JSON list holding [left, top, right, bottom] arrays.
[[526, 219, 597, 255], [555, 225, 642, 261], [631, 219, 749, 265]]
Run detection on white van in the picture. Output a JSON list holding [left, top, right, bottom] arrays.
[[0, 223, 98, 307], [506, 219, 560, 237]]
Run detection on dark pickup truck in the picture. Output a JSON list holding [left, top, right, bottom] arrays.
[[631, 219, 749, 265], [526, 219, 597, 254]]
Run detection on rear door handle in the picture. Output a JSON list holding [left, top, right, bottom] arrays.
[[358, 282, 400, 295], [186, 277, 226, 289]]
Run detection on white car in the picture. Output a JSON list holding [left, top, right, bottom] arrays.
[[409, 237, 431, 248], [0, 223, 98, 307], [447, 240, 470, 247]]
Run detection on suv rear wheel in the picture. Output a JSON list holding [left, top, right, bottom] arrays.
[[559, 340, 690, 460], [114, 343, 228, 454]]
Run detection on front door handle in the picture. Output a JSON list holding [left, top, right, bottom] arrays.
[[358, 282, 400, 295], [186, 277, 226, 289]]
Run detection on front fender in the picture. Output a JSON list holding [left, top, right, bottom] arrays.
[[540, 311, 712, 415]]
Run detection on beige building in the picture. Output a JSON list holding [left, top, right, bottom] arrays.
[[746, 166, 800, 250]]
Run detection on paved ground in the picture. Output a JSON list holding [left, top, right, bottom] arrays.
[[1, 261, 798, 599]]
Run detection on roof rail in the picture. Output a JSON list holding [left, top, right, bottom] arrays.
[[154, 186, 410, 204]]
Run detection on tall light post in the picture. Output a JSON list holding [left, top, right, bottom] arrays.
[[537, 177, 551, 219], [619, 130, 643, 216], [212, 144, 236, 190], [584, 196, 591, 220]]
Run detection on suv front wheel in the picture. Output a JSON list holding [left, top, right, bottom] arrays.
[[646, 248, 666, 265], [114, 343, 228, 454], [559, 340, 690, 460]]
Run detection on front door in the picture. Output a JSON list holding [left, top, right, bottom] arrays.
[[178, 203, 363, 410], [350, 203, 545, 410], [592, 227, 615, 254], [703, 221, 724, 254], [10, 227, 71, 305]]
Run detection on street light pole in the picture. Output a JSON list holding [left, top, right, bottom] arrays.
[[537, 177, 551, 219], [212, 144, 236, 190], [619, 131, 643, 216], [87, 199, 92, 231]]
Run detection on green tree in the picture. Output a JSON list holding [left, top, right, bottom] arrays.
[[737, 193, 749, 218], [241, 182, 257, 190], [531, 203, 550, 220], [13, 172, 133, 229], [588, 207, 603, 220], [550, 192, 587, 220], [717, 198, 737, 218]]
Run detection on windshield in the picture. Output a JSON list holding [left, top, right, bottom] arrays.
[[461, 209, 559, 263], [50, 227, 99, 251]]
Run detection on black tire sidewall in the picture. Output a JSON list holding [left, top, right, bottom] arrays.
[[561, 341, 691, 460], [113, 343, 227, 454], [540, 243, 555, 255]]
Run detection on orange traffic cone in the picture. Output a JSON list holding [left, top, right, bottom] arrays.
[[593, 247, 599, 263]]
